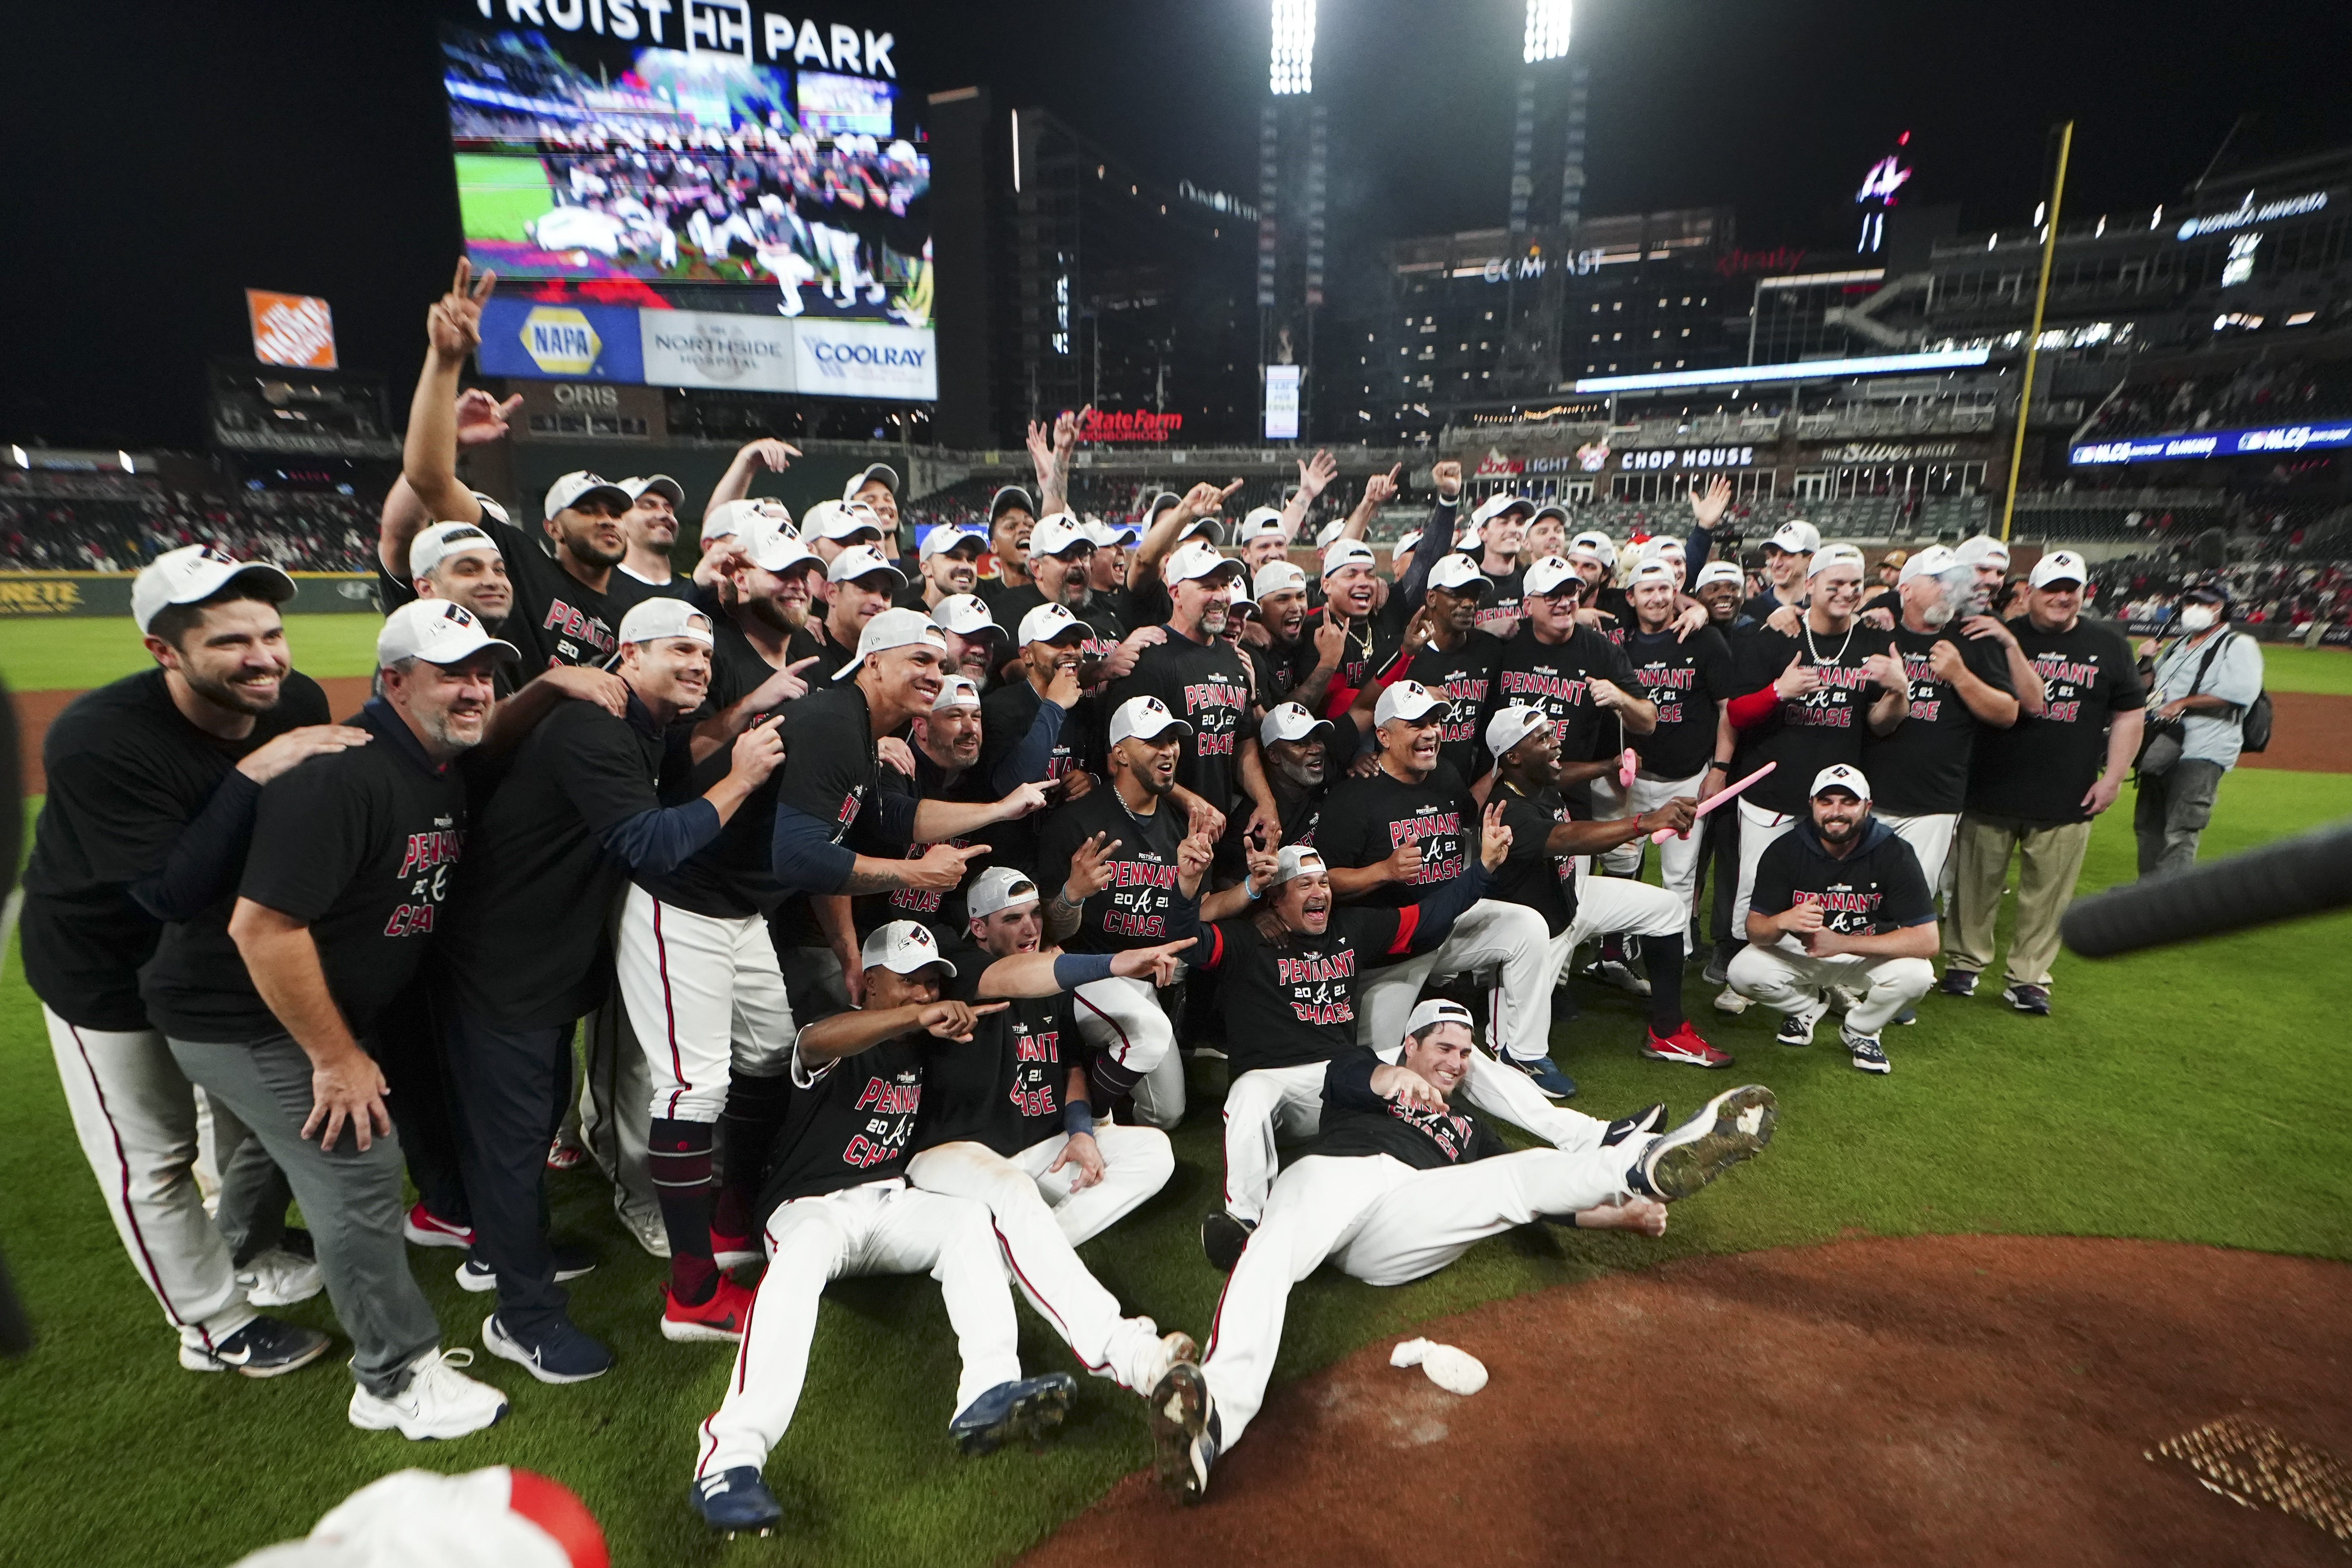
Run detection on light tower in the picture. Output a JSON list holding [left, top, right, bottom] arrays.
[[1495, 0, 1584, 402], [1259, 0, 1323, 442]]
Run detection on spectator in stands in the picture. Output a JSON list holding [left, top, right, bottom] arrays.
[[2133, 582, 2263, 880]]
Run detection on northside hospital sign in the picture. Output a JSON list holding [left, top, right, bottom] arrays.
[[482, 302, 938, 401]]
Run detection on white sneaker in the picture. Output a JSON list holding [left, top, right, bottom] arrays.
[[235, 1247, 323, 1309], [1126, 1319, 1199, 1396], [1712, 984, 1750, 1016], [618, 1200, 672, 1260], [347, 1347, 510, 1440], [1588, 958, 1652, 997]]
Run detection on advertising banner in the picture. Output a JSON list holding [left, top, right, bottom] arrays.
[[477, 298, 646, 383], [790, 318, 937, 401], [640, 309, 799, 392], [1264, 364, 1302, 441], [2071, 419, 2352, 466], [246, 291, 338, 370], [0, 573, 379, 618]]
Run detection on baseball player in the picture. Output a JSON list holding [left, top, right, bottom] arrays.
[[616, 475, 689, 594], [1730, 764, 1938, 1074], [901, 523, 986, 613], [978, 601, 1100, 871], [1152, 1004, 1777, 1503]]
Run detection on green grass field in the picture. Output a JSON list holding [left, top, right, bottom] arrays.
[[455, 151, 555, 244], [1, 627, 2348, 1566], [0, 615, 385, 692]]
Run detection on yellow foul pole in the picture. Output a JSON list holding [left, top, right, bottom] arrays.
[[2000, 119, 2074, 543]]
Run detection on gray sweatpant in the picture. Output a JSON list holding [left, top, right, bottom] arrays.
[[167, 1033, 441, 1396]]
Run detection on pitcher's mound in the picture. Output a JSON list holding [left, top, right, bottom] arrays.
[[1024, 1236, 2352, 1566]]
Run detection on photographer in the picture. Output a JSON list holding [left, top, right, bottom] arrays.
[[2133, 581, 2264, 880]]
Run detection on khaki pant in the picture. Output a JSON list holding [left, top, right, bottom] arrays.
[[1944, 811, 2093, 989]]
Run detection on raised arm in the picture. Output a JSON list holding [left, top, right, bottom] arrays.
[[1135, 479, 1244, 577], [704, 438, 801, 513], [395, 260, 495, 559], [1329, 464, 1400, 548], [1279, 450, 1339, 543]]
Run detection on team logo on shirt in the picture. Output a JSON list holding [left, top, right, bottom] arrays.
[[1100, 853, 1181, 938], [843, 1069, 921, 1169], [2029, 652, 2100, 723], [1388, 810, 1465, 885], [1181, 680, 1250, 756], [1499, 668, 1590, 706], [1899, 650, 1945, 721], [1793, 882, 1882, 936], [1277, 947, 1357, 1025], [1637, 662, 1697, 726], [384, 822, 465, 936], [1007, 1024, 1063, 1118], [1385, 1098, 1478, 1162], [541, 599, 617, 659]]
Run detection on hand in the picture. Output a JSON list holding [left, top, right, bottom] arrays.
[[1639, 796, 1698, 839], [236, 724, 371, 785], [1382, 841, 1425, 883], [1431, 459, 1462, 498], [303, 1047, 392, 1152], [1361, 464, 1403, 510], [1693, 767, 1724, 810], [426, 257, 494, 361], [535, 665, 630, 716], [1246, 799, 1282, 855], [1177, 791, 1226, 842], [1369, 1063, 1445, 1112], [918, 999, 1006, 1043], [1861, 606, 1896, 631], [1297, 448, 1338, 501], [1044, 658, 1083, 711], [1177, 478, 1246, 521], [747, 655, 822, 712], [1863, 651, 1908, 694], [877, 736, 916, 777], [1671, 601, 1709, 642], [1102, 624, 1165, 681], [1588, 677, 1632, 712], [1574, 606, 1614, 630], [1047, 1130, 1105, 1192], [1774, 657, 1822, 701], [1243, 839, 1280, 893], [995, 781, 1052, 821], [1311, 609, 1349, 669], [1688, 475, 1732, 530], [1780, 901, 1825, 938], [729, 718, 786, 784], [836, 941, 866, 1007], [2082, 773, 2125, 816], [454, 388, 522, 448], [1053, 406, 1085, 461], [1059, 769, 1095, 802], [1399, 601, 1438, 653], [1479, 799, 1512, 869], [1925, 639, 1965, 684], [1064, 831, 1122, 902], [2153, 698, 2190, 723], [905, 842, 988, 890], [1175, 831, 1213, 884], [1764, 604, 1802, 636], [738, 437, 800, 472], [1348, 748, 1380, 779], [1961, 613, 2018, 648], [1024, 419, 1054, 482], [1110, 938, 1194, 988]]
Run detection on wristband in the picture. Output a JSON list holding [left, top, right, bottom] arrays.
[[1708, 760, 1731, 772], [1051, 952, 1118, 991], [1242, 875, 1263, 901], [1064, 1101, 1096, 1138]]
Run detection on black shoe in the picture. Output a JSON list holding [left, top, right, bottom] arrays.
[[1601, 1103, 1669, 1147], [690, 1467, 781, 1536], [950, 1371, 1077, 1455], [482, 1312, 613, 1384], [1147, 1362, 1219, 1506], [1550, 985, 1579, 1026], [1628, 1085, 1777, 1202], [2002, 982, 2051, 1015], [178, 1316, 332, 1378], [1937, 968, 1978, 999], [1201, 1212, 1255, 1272]]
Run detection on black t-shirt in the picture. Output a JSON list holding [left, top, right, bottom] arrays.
[[1034, 785, 1190, 951], [1247, 635, 1325, 715], [1473, 564, 1525, 640], [772, 682, 900, 882], [1309, 1052, 1505, 1169], [1487, 623, 1639, 779], [1966, 616, 2147, 825], [1489, 781, 1579, 936], [1071, 591, 1128, 662], [1861, 622, 2015, 817], [1740, 588, 1804, 626], [1731, 622, 1900, 817], [1108, 629, 1254, 814], [1749, 819, 1935, 939], [978, 679, 1091, 877], [616, 564, 696, 602], [22, 668, 330, 1031], [915, 942, 1077, 1156], [758, 1035, 927, 1214], [1314, 762, 1474, 910], [1327, 610, 1406, 703], [988, 583, 1049, 641], [384, 517, 651, 672], [142, 700, 469, 1043], [439, 694, 678, 1030], [1402, 631, 1505, 780], [853, 746, 996, 934], [1193, 906, 1427, 1073], [1623, 625, 1736, 781]]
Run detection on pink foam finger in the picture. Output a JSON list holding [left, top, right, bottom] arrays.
[[1651, 761, 1776, 843]]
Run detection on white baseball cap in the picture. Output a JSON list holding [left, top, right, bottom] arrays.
[[1810, 763, 1870, 799], [1234, 505, 1288, 543], [1268, 843, 1327, 888], [622, 474, 685, 505], [1571, 529, 1614, 557], [1026, 514, 1092, 558], [469, 490, 511, 526], [1531, 503, 1570, 526], [931, 673, 982, 711], [832, 606, 948, 680], [1566, 540, 1609, 567], [1472, 493, 1534, 528], [811, 500, 887, 543], [543, 471, 631, 521], [1453, 522, 1485, 552], [1322, 539, 1379, 578], [2030, 549, 2090, 588], [131, 544, 296, 634], [827, 544, 909, 588], [1898, 544, 1960, 585], [919, 524, 986, 561], [1261, 702, 1335, 747], [1766, 519, 1821, 556], [1109, 694, 1192, 746], [1253, 560, 1309, 601], [1484, 703, 1551, 759], [1627, 560, 1678, 589], [376, 598, 520, 668], [1639, 535, 1686, 562], [859, 919, 956, 977], [1165, 540, 1245, 585], [1955, 534, 2011, 570], [965, 866, 1041, 922], [1808, 543, 1867, 579], [1391, 529, 1422, 563], [1403, 996, 1476, 1040], [1427, 554, 1493, 596], [931, 594, 1002, 640], [408, 521, 500, 581], [616, 597, 714, 648], [1018, 602, 1093, 646], [1177, 514, 1228, 546], [702, 497, 789, 544], [1694, 560, 1745, 590], [1522, 556, 1581, 596], [843, 462, 900, 503], [745, 519, 819, 576], [1373, 680, 1444, 727], [1086, 518, 1139, 549]]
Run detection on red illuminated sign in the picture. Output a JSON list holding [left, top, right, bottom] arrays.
[[1076, 408, 1184, 443]]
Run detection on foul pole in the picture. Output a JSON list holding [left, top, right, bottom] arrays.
[[2000, 119, 2074, 542]]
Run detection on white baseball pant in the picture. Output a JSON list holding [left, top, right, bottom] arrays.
[[1588, 768, 1710, 921], [45, 1009, 259, 1353], [1876, 810, 1959, 899], [1545, 872, 1690, 988], [617, 888, 797, 1123], [1072, 974, 1179, 1129], [692, 1179, 1023, 1478], [1131, 1046, 1188, 1131], [1355, 899, 1553, 1063], [1204, 1145, 1637, 1448], [909, 1124, 1174, 1247], [1726, 944, 1935, 1038], [1731, 798, 1799, 934]]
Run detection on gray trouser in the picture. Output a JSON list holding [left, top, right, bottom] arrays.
[[2133, 759, 2226, 881], [167, 1033, 441, 1396], [579, 1000, 658, 1239]]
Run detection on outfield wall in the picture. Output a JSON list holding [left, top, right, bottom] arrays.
[[0, 572, 380, 618]]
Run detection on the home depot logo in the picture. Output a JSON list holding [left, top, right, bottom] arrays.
[[523, 308, 601, 376]]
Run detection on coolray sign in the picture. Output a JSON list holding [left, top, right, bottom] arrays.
[[2071, 419, 2352, 465], [1617, 445, 1755, 471], [478, 298, 645, 382], [792, 318, 936, 400], [463, 0, 896, 76], [641, 308, 797, 391]]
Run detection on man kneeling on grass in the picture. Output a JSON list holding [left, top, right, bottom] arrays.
[[1145, 998, 1777, 1504]]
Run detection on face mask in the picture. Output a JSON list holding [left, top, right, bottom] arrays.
[[2180, 605, 2218, 633]]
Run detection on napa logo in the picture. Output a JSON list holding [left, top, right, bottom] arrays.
[[522, 308, 602, 376]]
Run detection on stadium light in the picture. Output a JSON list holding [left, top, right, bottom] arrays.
[[1573, 347, 1992, 394], [1270, 0, 1315, 95], [1525, 0, 1571, 63]]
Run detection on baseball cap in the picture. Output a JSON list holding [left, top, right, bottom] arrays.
[[543, 471, 631, 521], [1322, 539, 1379, 579], [1026, 513, 1092, 558], [1454, 523, 1485, 552], [1373, 679, 1444, 727], [859, 920, 956, 977], [843, 462, 900, 503], [1566, 540, 1608, 567], [1268, 843, 1328, 888], [2183, 578, 2230, 607], [832, 606, 948, 680], [1808, 543, 1867, 579], [1018, 601, 1092, 647], [1472, 493, 1534, 528], [469, 491, 511, 527], [1571, 529, 1614, 557], [2029, 549, 2089, 589], [1228, 596, 1260, 621], [808, 500, 886, 544], [131, 543, 296, 634], [1165, 540, 1245, 585], [1897, 544, 1959, 585], [1484, 703, 1551, 759], [1531, 503, 1571, 526], [965, 866, 1041, 922], [1766, 519, 1821, 556], [1879, 547, 1910, 572], [1177, 514, 1228, 546], [1522, 555, 1580, 597], [1810, 763, 1870, 799], [1404, 997, 1476, 1040], [919, 524, 986, 561], [1955, 534, 2010, 570], [376, 598, 519, 668], [1140, 490, 1181, 525], [826, 544, 909, 588], [1260, 702, 1335, 747], [1108, 694, 1193, 747], [1086, 518, 1139, 549], [931, 674, 983, 711], [702, 497, 789, 544], [1391, 529, 1422, 563], [408, 521, 500, 581], [1639, 535, 1686, 562], [1694, 560, 1745, 590], [1627, 560, 1678, 589], [745, 519, 819, 576], [989, 484, 1036, 522], [1253, 560, 1309, 600], [1234, 505, 1288, 544], [616, 596, 714, 648], [931, 594, 1002, 641], [1427, 553, 1494, 596], [622, 474, 685, 506]]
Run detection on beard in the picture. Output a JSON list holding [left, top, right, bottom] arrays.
[[562, 528, 624, 571], [181, 663, 285, 717], [1196, 599, 1230, 636], [744, 594, 805, 634], [412, 701, 488, 755]]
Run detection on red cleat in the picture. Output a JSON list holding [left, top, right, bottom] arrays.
[[1640, 1022, 1734, 1069], [711, 1228, 763, 1271], [546, 1137, 584, 1172], [401, 1202, 475, 1250], [662, 1274, 758, 1344]]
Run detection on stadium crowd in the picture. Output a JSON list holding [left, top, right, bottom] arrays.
[[22, 262, 2280, 1534], [0, 475, 376, 575]]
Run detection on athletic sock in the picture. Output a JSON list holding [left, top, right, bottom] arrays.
[[1087, 1052, 1143, 1108], [649, 1117, 718, 1304], [1646, 934, 1687, 1033], [713, 1071, 791, 1241]]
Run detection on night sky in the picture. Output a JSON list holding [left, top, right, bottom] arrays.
[[12, 0, 2352, 448]]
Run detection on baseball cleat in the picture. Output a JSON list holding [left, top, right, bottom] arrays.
[[1601, 1103, 1669, 1147], [662, 1274, 758, 1343], [456, 1242, 597, 1293], [1134, 1325, 1199, 1397], [1844, 1033, 1891, 1075], [1640, 1022, 1733, 1069], [235, 1246, 323, 1309], [482, 1312, 613, 1384], [1890, 1005, 1918, 1026], [545, 1137, 584, 1172], [1499, 1053, 1577, 1098], [179, 1316, 332, 1378], [690, 1467, 781, 1536], [346, 1347, 508, 1440], [1200, 1212, 1256, 1273], [1628, 1085, 1777, 1203], [1147, 1361, 1219, 1506], [1581, 957, 1652, 996], [2002, 982, 2051, 1015], [402, 1203, 474, 1250], [949, 1371, 1078, 1456], [710, 1228, 764, 1271], [1937, 967, 1979, 999], [1712, 984, 1750, 1015], [1775, 993, 1828, 1048]]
